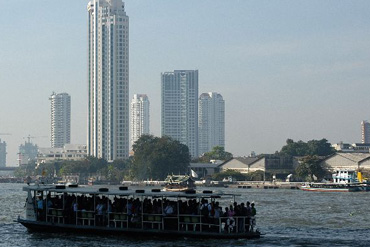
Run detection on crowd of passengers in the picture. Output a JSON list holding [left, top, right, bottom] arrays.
[[34, 193, 257, 232]]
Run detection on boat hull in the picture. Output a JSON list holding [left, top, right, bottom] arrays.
[[300, 185, 370, 192], [17, 218, 260, 240]]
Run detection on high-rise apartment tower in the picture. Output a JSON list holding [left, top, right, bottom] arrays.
[[87, 0, 129, 161], [198, 92, 225, 156], [161, 70, 199, 158], [361, 120, 370, 144], [0, 139, 6, 167], [130, 94, 150, 149], [50, 92, 71, 148]]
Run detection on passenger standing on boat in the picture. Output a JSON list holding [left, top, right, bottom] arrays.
[[238, 203, 247, 233], [96, 198, 104, 226], [213, 202, 222, 218], [72, 199, 78, 223], [37, 196, 44, 221], [46, 194, 53, 214], [164, 201, 174, 216], [251, 203, 256, 231], [200, 199, 210, 226], [245, 201, 252, 231], [224, 206, 235, 233]]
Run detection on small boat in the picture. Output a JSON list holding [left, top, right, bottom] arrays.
[[16, 184, 260, 239], [163, 174, 196, 192], [300, 169, 370, 192]]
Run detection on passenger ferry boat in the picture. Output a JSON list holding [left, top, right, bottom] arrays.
[[300, 169, 370, 192], [163, 174, 196, 192], [17, 184, 260, 239]]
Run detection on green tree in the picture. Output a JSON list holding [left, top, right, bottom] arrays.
[[280, 138, 335, 157], [106, 159, 132, 183], [245, 170, 265, 181], [132, 135, 190, 180], [14, 162, 36, 177], [59, 160, 90, 176], [295, 155, 330, 181], [306, 139, 334, 156], [198, 146, 233, 163], [35, 162, 55, 177], [86, 156, 108, 174]]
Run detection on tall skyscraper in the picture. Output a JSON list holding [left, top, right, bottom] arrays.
[[198, 92, 225, 156], [161, 70, 199, 158], [50, 92, 71, 148], [0, 139, 6, 167], [130, 94, 150, 148], [361, 120, 370, 144], [87, 0, 129, 161]]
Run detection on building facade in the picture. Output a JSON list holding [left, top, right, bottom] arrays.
[[198, 92, 225, 156], [0, 139, 6, 167], [50, 92, 71, 148], [161, 70, 199, 158], [361, 121, 370, 144], [130, 94, 150, 149], [332, 142, 370, 153], [87, 0, 129, 161], [321, 152, 370, 171], [18, 139, 38, 166], [37, 144, 88, 166]]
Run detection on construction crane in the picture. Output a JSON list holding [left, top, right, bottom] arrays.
[[23, 135, 48, 143]]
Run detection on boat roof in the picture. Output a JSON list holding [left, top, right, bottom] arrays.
[[23, 184, 239, 199], [164, 175, 192, 183]]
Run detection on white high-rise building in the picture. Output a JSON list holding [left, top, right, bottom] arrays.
[[161, 70, 199, 158], [361, 120, 370, 144], [87, 0, 129, 161], [130, 94, 150, 149], [50, 92, 71, 148], [198, 92, 225, 156]]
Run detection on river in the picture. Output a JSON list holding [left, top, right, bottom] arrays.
[[1, 183, 369, 247]]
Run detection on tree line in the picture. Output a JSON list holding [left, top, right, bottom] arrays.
[[15, 136, 337, 182]]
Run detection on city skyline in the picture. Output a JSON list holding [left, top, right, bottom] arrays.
[[1, 1, 370, 165]]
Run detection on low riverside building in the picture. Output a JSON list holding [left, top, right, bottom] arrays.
[[217, 155, 296, 180], [189, 160, 223, 179], [320, 152, 370, 171], [37, 144, 87, 166], [190, 163, 217, 178], [217, 157, 260, 174]]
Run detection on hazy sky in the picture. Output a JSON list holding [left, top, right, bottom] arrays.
[[1, 0, 370, 166]]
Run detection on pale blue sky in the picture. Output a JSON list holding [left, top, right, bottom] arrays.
[[1, 0, 370, 165]]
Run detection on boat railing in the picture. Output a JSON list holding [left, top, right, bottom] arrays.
[[108, 212, 255, 234], [76, 210, 95, 226], [47, 208, 65, 224], [42, 208, 255, 234]]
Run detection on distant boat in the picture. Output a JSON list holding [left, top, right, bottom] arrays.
[[300, 169, 370, 192], [163, 174, 196, 192], [300, 183, 370, 192]]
